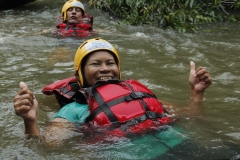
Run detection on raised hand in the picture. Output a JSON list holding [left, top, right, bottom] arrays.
[[13, 82, 38, 122], [189, 61, 212, 100]]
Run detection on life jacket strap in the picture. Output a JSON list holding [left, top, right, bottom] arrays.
[[56, 82, 80, 97], [119, 111, 166, 132], [124, 81, 152, 112], [91, 87, 120, 126], [125, 92, 155, 101], [87, 91, 156, 122]]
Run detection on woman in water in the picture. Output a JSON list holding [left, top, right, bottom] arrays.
[[13, 38, 212, 158]]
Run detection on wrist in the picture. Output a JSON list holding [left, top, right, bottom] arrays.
[[24, 118, 37, 126], [24, 118, 40, 135], [190, 89, 204, 101]]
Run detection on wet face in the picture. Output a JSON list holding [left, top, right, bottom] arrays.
[[66, 7, 83, 24], [83, 51, 120, 87]]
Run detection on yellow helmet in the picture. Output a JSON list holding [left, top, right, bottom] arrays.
[[74, 38, 121, 87], [62, 0, 85, 22]]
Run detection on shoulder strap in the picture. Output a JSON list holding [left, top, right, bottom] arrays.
[[86, 80, 121, 126], [56, 81, 80, 98], [124, 80, 151, 111], [42, 77, 77, 95]]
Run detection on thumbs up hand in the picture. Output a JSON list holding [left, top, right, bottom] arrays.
[[13, 82, 38, 122], [189, 61, 212, 100]]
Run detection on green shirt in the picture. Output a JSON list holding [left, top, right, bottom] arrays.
[[53, 102, 90, 124]]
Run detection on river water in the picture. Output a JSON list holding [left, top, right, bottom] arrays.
[[0, 0, 240, 159]]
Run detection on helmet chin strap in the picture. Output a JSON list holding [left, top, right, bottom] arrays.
[[78, 69, 84, 87]]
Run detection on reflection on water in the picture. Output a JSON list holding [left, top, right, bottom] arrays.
[[0, 0, 240, 159]]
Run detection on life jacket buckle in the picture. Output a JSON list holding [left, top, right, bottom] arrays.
[[146, 111, 157, 119], [130, 92, 144, 99]]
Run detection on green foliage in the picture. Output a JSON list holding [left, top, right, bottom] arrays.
[[89, 0, 240, 32]]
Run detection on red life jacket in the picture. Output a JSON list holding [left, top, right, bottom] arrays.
[[55, 14, 93, 37], [42, 77, 85, 107], [42, 78, 172, 135], [84, 80, 171, 133]]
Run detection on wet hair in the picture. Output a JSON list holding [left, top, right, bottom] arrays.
[[76, 50, 119, 88], [80, 8, 84, 17]]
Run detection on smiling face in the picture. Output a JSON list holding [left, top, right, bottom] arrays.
[[83, 51, 120, 87], [66, 7, 83, 24]]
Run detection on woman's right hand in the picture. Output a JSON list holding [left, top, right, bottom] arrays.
[[13, 82, 38, 122]]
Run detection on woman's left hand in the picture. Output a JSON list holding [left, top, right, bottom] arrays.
[[189, 61, 212, 93]]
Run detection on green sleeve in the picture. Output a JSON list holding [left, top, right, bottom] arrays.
[[53, 102, 90, 124]]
